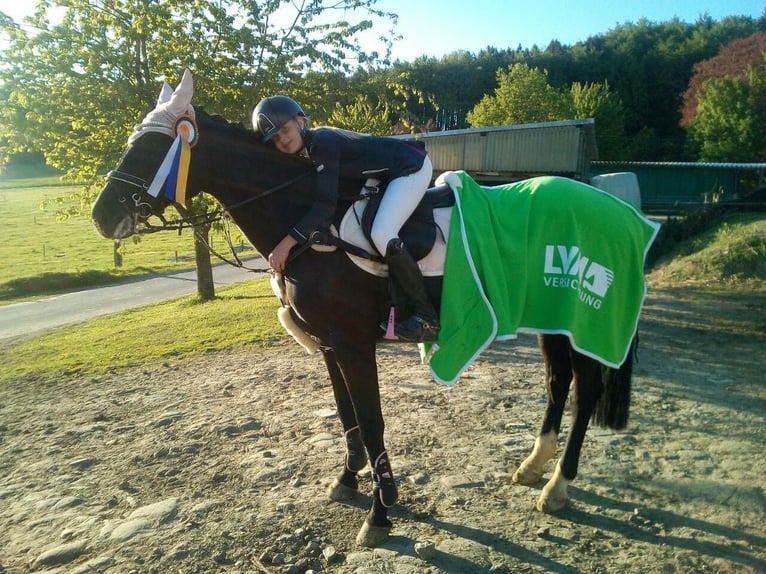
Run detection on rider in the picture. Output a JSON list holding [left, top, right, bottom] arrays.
[[252, 95, 439, 343]]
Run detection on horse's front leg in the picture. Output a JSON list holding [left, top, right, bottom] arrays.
[[331, 335, 397, 547], [537, 351, 602, 513], [322, 349, 368, 501], [513, 335, 571, 486]]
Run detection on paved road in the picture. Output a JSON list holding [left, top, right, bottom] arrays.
[[0, 257, 269, 341]]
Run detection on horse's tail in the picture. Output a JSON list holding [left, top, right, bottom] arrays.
[[591, 336, 637, 430]]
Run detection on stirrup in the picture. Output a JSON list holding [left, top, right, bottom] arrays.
[[393, 315, 440, 342]]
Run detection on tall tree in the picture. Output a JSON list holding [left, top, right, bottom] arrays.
[[0, 0, 394, 180], [688, 69, 766, 161], [681, 31, 766, 127], [570, 81, 627, 160], [682, 31, 766, 161], [466, 63, 570, 126], [0, 0, 394, 298]]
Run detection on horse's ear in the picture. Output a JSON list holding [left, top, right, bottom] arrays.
[[167, 68, 194, 116], [156, 82, 173, 106]]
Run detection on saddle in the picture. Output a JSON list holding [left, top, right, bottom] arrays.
[[360, 184, 454, 259], [310, 184, 455, 277]]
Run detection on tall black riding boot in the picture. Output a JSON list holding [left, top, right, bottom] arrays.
[[381, 238, 440, 342]]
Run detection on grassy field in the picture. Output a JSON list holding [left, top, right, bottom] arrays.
[[0, 277, 283, 384], [0, 176, 251, 301]]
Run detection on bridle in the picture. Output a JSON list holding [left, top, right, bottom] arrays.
[[103, 139, 320, 272], [105, 164, 319, 228]]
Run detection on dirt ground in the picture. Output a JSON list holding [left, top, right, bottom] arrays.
[[1, 284, 765, 574]]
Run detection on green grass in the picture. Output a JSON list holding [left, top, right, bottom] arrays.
[[648, 212, 766, 288], [0, 177, 252, 302], [0, 277, 285, 384]]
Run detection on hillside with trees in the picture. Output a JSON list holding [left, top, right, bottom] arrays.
[[1, 4, 765, 176], [371, 15, 766, 161]]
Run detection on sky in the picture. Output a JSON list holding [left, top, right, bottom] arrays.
[[1, 0, 764, 62], [369, 0, 766, 61]]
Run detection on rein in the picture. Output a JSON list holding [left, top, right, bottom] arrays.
[[106, 150, 320, 273]]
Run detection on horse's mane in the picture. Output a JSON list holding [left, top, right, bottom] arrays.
[[195, 107, 314, 176], [182, 107, 321, 253], [197, 107, 264, 146]]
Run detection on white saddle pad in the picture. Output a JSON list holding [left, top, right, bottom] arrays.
[[337, 198, 452, 278]]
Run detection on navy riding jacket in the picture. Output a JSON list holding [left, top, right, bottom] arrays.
[[289, 127, 428, 244]]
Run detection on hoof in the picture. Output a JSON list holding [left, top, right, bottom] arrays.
[[328, 477, 358, 501], [512, 463, 543, 485], [535, 465, 569, 513], [536, 491, 568, 513], [355, 521, 391, 547]]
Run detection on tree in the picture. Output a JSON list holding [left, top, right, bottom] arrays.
[[688, 69, 766, 161], [464, 64, 627, 160], [681, 31, 766, 127], [682, 31, 766, 161], [570, 81, 627, 160], [327, 95, 391, 134], [0, 0, 394, 298], [466, 63, 570, 127]]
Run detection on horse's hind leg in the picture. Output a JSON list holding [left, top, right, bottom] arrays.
[[323, 350, 368, 501], [513, 335, 571, 486], [537, 351, 601, 513]]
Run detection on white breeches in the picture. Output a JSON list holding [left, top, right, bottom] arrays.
[[370, 155, 433, 255]]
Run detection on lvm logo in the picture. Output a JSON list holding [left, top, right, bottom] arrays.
[[543, 245, 614, 309]]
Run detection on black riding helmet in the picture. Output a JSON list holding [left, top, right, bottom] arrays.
[[252, 95, 306, 142]]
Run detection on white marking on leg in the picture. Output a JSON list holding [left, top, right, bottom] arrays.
[[537, 461, 570, 512], [513, 430, 558, 484]]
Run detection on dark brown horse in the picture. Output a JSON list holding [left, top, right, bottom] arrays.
[[91, 71, 640, 547]]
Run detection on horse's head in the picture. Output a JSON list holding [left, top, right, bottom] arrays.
[[92, 69, 199, 239], [92, 69, 327, 256]]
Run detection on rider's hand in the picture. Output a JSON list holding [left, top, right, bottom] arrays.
[[268, 235, 298, 273]]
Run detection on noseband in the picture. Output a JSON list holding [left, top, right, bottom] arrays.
[[104, 134, 321, 274], [106, 162, 320, 235], [104, 169, 157, 220]]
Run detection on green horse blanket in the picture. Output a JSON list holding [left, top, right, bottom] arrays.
[[423, 171, 660, 384]]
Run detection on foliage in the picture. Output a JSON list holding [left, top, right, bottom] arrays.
[[372, 15, 764, 158], [680, 31, 766, 127], [465, 64, 627, 160], [688, 71, 766, 161], [684, 52, 766, 162], [0, 0, 396, 187], [385, 50, 505, 131], [327, 95, 391, 134], [566, 17, 766, 159], [681, 31, 766, 162], [570, 81, 627, 160], [466, 64, 569, 126]]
